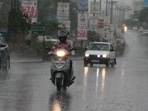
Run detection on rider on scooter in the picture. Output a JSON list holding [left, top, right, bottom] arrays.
[[51, 30, 74, 74]]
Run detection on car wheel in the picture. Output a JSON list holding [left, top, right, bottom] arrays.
[[63, 86, 67, 91], [90, 62, 93, 67], [111, 62, 114, 67], [2, 58, 10, 73], [84, 61, 88, 67], [114, 58, 116, 65], [106, 60, 110, 67]]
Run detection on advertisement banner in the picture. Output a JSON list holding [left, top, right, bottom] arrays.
[[21, 0, 38, 23], [77, 28, 87, 40], [77, 0, 88, 12], [133, 1, 142, 11], [77, 13, 88, 28], [90, 1, 100, 14], [143, 0, 148, 7], [89, 16, 98, 29], [104, 16, 110, 26], [57, 2, 69, 20], [58, 20, 70, 31]]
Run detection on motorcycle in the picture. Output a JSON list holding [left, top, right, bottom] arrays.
[[49, 48, 76, 92]]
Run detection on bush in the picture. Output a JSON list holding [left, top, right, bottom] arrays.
[[32, 41, 54, 56], [115, 44, 125, 56], [75, 46, 85, 56]]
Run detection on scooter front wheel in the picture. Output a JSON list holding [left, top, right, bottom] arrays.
[[63, 86, 67, 91], [56, 78, 62, 92], [57, 85, 62, 92]]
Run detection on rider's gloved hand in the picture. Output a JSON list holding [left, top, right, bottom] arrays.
[[71, 50, 75, 55], [48, 51, 52, 55]]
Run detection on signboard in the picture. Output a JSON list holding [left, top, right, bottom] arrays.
[[90, 1, 100, 14], [133, 1, 143, 11], [57, 2, 69, 20], [21, 0, 38, 23], [104, 16, 110, 26], [31, 22, 44, 35], [89, 16, 98, 29], [58, 20, 70, 31], [98, 21, 104, 28], [78, 13, 88, 28], [77, 0, 88, 12], [77, 28, 87, 40]]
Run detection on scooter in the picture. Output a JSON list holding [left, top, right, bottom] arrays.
[[49, 48, 75, 92]]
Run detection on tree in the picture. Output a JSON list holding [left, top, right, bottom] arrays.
[[139, 8, 148, 24], [8, 9, 31, 33], [8, 8, 31, 44]]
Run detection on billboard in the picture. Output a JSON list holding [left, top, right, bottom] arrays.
[[77, 28, 87, 40], [57, 2, 69, 20], [89, 16, 98, 29], [58, 20, 70, 31], [77, 13, 88, 28], [21, 0, 38, 23], [77, 0, 88, 12], [133, 1, 143, 11], [90, 1, 100, 14]]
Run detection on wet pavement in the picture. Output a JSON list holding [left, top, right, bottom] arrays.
[[0, 30, 148, 111]]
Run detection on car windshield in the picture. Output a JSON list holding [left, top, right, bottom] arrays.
[[87, 43, 109, 51], [0, 36, 6, 44]]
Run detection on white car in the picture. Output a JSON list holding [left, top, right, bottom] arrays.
[[83, 42, 116, 67], [142, 29, 148, 36], [138, 27, 144, 32], [133, 26, 138, 30]]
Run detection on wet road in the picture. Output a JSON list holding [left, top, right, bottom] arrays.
[[0, 30, 148, 111]]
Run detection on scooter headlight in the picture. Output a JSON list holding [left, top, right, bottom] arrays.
[[56, 50, 66, 57]]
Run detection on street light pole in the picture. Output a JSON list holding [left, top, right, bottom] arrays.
[[110, 0, 113, 24], [100, 0, 101, 10], [106, 0, 108, 16]]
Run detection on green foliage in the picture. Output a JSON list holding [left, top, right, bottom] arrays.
[[139, 8, 148, 24], [115, 44, 125, 56], [74, 46, 85, 56], [43, 20, 58, 36], [32, 41, 54, 55], [8, 9, 31, 33], [87, 31, 101, 42], [124, 19, 139, 27]]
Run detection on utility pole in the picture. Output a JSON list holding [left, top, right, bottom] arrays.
[[110, 0, 118, 24], [106, 0, 108, 16], [100, 0, 101, 10], [11, 0, 19, 10], [110, 0, 113, 24]]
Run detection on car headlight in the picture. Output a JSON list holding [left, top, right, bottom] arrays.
[[102, 54, 108, 58], [85, 53, 89, 57], [97, 55, 100, 57]]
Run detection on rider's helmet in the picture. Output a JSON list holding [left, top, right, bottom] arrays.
[[58, 30, 67, 43]]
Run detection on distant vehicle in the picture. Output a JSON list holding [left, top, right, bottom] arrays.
[[36, 35, 58, 42], [83, 42, 116, 67], [142, 29, 148, 36], [124, 26, 128, 32], [132, 26, 138, 30], [0, 33, 10, 73], [138, 27, 144, 32]]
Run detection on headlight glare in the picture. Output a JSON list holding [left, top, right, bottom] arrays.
[[97, 55, 100, 57], [102, 54, 107, 58], [56, 51, 66, 57], [85, 53, 89, 57]]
